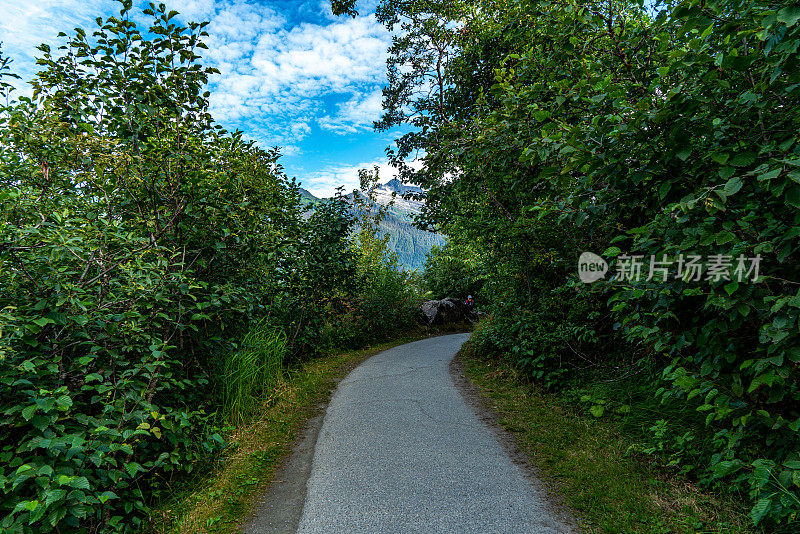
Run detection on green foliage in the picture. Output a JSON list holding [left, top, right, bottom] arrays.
[[423, 241, 484, 300], [318, 169, 425, 349], [299, 183, 446, 271], [376, 0, 800, 528], [0, 3, 359, 532], [461, 344, 757, 533], [330, 0, 358, 17], [282, 189, 357, 358], [470, 291, 606, 390], [222, 323, 286, 426]]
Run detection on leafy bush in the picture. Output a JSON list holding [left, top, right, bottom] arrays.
[[0, 2, 357, 532], [348, 243, 423, 343], [376, 0, 800, 528], [278, 189, 358, 360], [318, 172, 425, 349], [423, 241, 484, 301]]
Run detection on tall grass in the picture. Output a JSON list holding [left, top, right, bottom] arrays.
[[222, 322, 287, 425]]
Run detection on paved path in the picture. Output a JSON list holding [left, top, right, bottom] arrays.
[[248, 334, 575, 533]]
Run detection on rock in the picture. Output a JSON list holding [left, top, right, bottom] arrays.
[[419, 297, 470, 326]]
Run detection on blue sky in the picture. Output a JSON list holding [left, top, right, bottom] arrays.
[[0, 0, 403, 197]]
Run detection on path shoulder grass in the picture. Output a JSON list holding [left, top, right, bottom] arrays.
[[151, 331, 448, 533], [458, 344, 758, 534]]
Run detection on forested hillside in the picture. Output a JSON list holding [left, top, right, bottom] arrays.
[[337, 0, 798, 529], [0, 3, 424, 532], [301, 180, 446, 270], [369, 179, 447, 271], [378, 211, 445, 271]]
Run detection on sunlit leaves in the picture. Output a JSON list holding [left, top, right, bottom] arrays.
[[0, 1, 323, 532]]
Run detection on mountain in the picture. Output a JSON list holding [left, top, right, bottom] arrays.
[[365, 179, 445, 271], [300, 181, 445, 271], [299, 187, 321, 205]]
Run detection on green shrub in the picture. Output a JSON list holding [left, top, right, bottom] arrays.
[[0, 3, 352, 531], [377, 0, 800, 528], [318, 171, 425, 349], [423, 241, 484, 301]]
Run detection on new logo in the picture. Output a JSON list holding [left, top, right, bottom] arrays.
[[578, 252, 608, 283]]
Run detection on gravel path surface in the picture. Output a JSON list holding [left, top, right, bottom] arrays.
[[286, 333, 575, 534]]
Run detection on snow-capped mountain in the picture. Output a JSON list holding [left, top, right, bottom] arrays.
[[371, 178, 425, 214], [300, 179, 445, 271]]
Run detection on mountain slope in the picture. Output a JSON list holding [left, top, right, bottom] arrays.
[[301, 181, 445, 271], [364, 179, 445, 271], [299, 187, 321, 205]]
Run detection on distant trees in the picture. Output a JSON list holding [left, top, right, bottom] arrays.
[[423, 242, 484, 301]]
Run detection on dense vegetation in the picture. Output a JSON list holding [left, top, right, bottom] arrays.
[[4, 0, 799, 530], [352, 0, 800, 529], [0, 3, 422, 532]]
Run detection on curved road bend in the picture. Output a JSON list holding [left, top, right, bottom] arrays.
[[247, 333, 576, 534]]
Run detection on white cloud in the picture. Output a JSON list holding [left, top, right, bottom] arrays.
[[302, 158, 421, 198], [319, 86, 383, 134], [1, 0, 390, 147], [290, 121, 312, 137], [171, 0, 216, 23], [201, 7, 390, 145], [280, 144, 303, 157], [0, 0, 112, 88]]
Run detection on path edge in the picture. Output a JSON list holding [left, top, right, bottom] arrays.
[[448, 350, 583, 533], [241, 330, 473, 534]]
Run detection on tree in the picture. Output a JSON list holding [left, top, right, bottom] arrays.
[[0, 3, 330, 531], [366, 0, 800, 527]]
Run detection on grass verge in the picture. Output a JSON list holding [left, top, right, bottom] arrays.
[[458, 343, 758, 534], [150, 328, 455, 534]]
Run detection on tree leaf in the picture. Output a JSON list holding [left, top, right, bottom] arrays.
[[777, 6, 800, 27], [729, 152, 756, 167], [44, 489, 67, 507], [711, 152, 730, 164], [676, 147, 692, 161], [786, 186, 800, 209], [69, 477, 91, 491], [21, 405, 37, 421], [757, 168, 782, 181], [724, 176, 743, 196], [750, 497, 772, 525], [97, 490, 118, 504]]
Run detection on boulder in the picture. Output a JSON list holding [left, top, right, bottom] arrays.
[[419, 297, 469, 326]]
